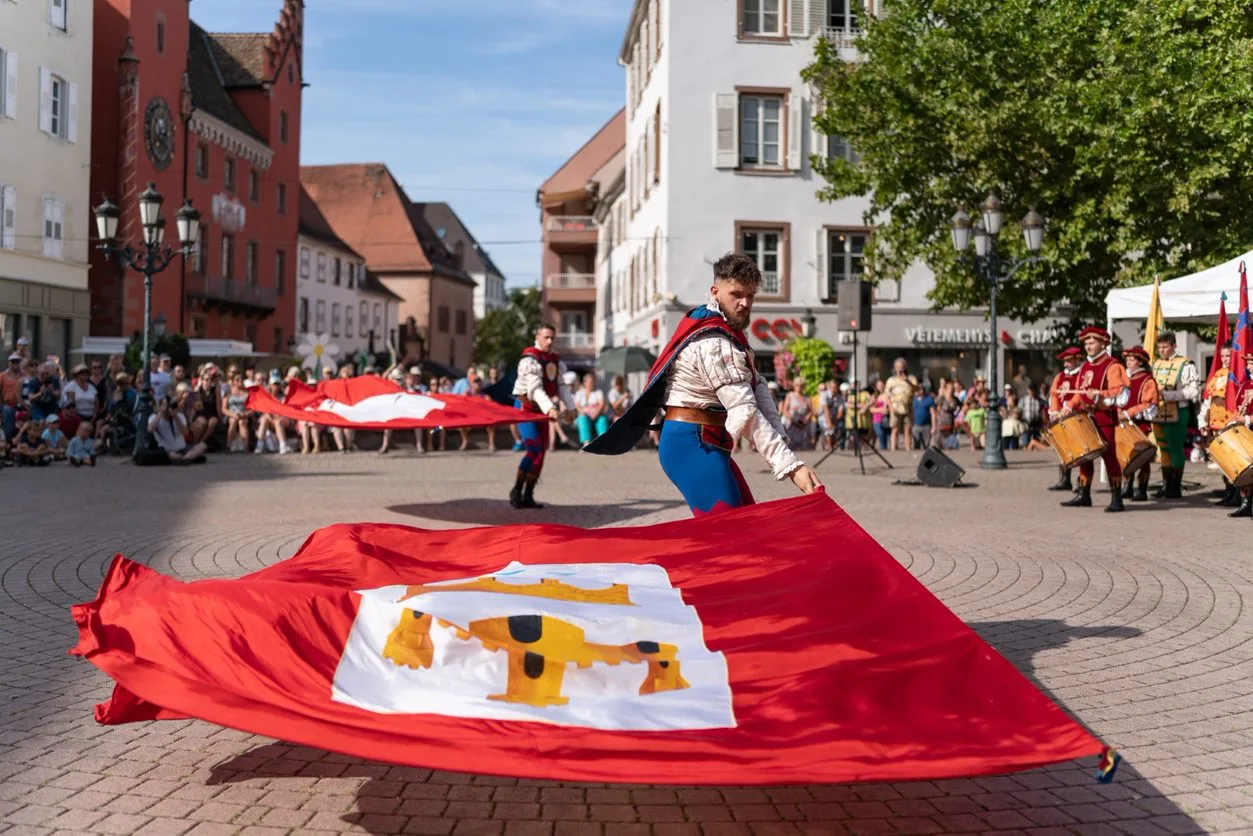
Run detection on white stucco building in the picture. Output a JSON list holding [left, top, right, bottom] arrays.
[[0, 0, 93, 359], [605, 0, 1066, 386]]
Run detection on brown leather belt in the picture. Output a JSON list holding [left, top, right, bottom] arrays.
[[665, 406, 726, 427]]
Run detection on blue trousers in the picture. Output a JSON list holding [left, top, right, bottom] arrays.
[[576, 413, 611, 445], [514, 400, 547, 476], [658, 420, 755, 516]]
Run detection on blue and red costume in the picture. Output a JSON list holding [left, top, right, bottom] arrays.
[[586, 307, 757, 515], [515, 346, 559, 477]]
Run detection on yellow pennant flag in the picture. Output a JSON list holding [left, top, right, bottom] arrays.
[[1144, 275, 1163, 362]]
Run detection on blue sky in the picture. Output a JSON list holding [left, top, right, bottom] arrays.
[[191, 0, 633, 288]]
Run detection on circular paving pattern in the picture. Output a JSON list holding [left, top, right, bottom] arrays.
[[1, 447, 1251, 835]]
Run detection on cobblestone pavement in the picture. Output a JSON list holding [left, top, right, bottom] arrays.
[[3, 443, 1252, 836]]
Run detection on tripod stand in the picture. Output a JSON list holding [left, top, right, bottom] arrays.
[[812, 330, 893, 475]]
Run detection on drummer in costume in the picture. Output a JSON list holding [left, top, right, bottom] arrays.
[[1046, 347, 1084, 492], [1150, 332, 1200, 500], [585, 252, 821, 515], [1118, 347, 1160, 502], [1221, 345, 1253, 518], [1059, 326, 1130, 512], [509, 323, 575, 509], [1200, 346, 1236, 506]]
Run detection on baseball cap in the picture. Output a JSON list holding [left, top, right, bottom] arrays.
[[16, 337, 29, 346], [7, 352, 20, 361]]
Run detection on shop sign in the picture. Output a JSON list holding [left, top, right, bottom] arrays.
[[213, 193, 246, 234], [750, 318, 804, 343], [906, 326, 1059, 346]]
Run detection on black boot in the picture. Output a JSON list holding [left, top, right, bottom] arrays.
[[1230, 494, 1253, 518], [1106, 482, 1125, 513], [519, 477, 544, 509], [1151, 468, 1171, 499], [1062, 485, 1092, 507], [1216, 481, 1239, 506], [1120, 479, 1134, 500], [1164, 468, 1184, 499], [1047, 467, 1074, 491], [1133, 473, 1149, 502], [509, 471, 526, 509]]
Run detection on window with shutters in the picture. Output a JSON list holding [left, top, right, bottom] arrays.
[[0, 186, 13, 250], [737, 222, 790, 299], [224, 158, 236, 192], [49, 0, 67, 31], [42, 196, 64, 259], [299, 246, 310, 279], [654, 100, 662, 184], [275, 249, 286, 295], [221, 233, 235, 279], [373, 303, 381, 331], [741, 0, 783, 38], [828, 0, 862, 33], [826, 228, 868, 299], [298, 297, 309, 333], [316, 252, 327, 282], [345, 303, 354, 338], [437, 306, 450, 333], [332, 257, 341, 286], [0, 46, 13, 120], [360, 301, 368, 331], [331, 303, 341, 338], [245, 241, 257, 284], [826, 135, 861, 163], [248, 170, 259, 202], [315, 300, 326, 333], [47, 73, 68, 139], [347, 262, 356, 289], [740, 93, 784, 168]]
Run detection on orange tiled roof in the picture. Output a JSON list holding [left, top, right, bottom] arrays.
[[538, 109, 627, 205], [300, 164, 433, 273]]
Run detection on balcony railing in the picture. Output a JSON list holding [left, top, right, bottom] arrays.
[[553, 332, 595, 350], [187, 274, 278, 310], [819, 26, 865, 47], [545, 273, 596, 290], [547, 215, 597, 233]]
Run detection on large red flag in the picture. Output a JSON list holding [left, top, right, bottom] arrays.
[[247, 376, 542, 429], [70, 491, 1108, 785], [1229, 262, 1251, 415], [1212, 293, 1231, 382]]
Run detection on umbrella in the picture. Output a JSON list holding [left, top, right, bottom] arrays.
[[597, 346, 657, 376]]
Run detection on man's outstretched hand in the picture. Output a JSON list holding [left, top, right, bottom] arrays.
[[789, 465, 822, 494]]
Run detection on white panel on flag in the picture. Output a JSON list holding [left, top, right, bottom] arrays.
[[332, 562, 736, 731]]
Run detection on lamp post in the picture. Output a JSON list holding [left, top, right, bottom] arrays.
[[951, 193, 1044, 470], [94, 183, 200, 458]]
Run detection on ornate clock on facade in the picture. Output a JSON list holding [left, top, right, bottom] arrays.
[[144, 97, 175, 171]]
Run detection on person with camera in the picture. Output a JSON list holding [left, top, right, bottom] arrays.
[[147, 394, 207, 464]]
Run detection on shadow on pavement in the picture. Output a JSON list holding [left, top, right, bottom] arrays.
[[201, 616, 1198, 836], [387, 497, 687, 528]]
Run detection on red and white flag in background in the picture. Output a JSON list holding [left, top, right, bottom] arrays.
[[246, 376, 541, 429], [71, 491, 1108, 785]]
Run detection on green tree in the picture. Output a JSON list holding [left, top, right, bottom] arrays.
[[787, 337, 838, 396], [125, 331, 190, 372], [803, 0, 1253, 325], [473, 286, 543, 370]]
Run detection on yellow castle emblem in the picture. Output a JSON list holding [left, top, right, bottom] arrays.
[[382, 576, 691, 707]]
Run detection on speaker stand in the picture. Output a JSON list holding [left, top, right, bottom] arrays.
[[811, 330, 892, 476]]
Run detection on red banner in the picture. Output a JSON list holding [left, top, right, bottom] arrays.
[[70, 491, 1105, 785], [246, 376, 541, 429]]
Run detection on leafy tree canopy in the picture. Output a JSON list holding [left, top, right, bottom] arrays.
[[473, 286, 543, 370], [804, 0, 1253, 324]]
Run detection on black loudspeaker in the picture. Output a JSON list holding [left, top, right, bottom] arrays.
[[836, 280, 873, 331], [917, 447, 965, 487]]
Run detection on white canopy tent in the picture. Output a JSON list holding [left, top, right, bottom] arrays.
[[1105, 249, 1252, 324]]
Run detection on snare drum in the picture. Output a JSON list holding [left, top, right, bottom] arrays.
[[1115, 422, 1157, 475], [1044, 412, 1107, 469], [1209, 424, 1253, 487]]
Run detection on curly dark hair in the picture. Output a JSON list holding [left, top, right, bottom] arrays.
[[712, 252, 762, 287]]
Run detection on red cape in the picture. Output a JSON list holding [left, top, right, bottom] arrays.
[[70, 491, 1106, 785]]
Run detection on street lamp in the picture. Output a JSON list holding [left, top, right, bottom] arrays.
[[801, 308, 817, 338], [950, 192, 1044, 470], [94, 184, 200, 459]]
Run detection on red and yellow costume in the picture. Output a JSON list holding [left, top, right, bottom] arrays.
[[1226, 369, 1253, 517], [1121, 347, 1160, 499], [1062, 327, 1130, 511], [1045, 347, 1083, 492]]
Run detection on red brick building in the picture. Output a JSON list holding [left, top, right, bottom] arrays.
[[89, 0, 303, 354]]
